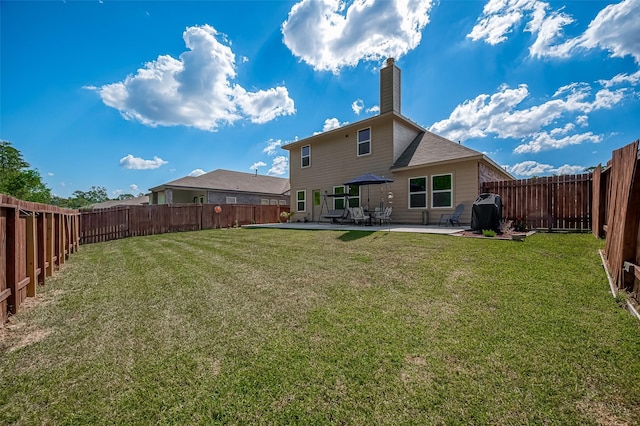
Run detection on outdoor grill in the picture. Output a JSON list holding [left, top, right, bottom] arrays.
[[470, 193, 503, 232]]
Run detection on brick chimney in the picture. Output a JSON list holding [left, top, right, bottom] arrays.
[[379, 57, 401, 114]]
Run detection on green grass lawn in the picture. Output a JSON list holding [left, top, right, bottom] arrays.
[[1, 229, 639, 424]]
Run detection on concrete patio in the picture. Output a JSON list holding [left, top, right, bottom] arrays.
[[243, 222, 467, 235]]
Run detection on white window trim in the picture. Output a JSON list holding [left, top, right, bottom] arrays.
[[296, 190, 307, 212], [347, 185, 360, 208], [408, 176, 427, 209], [357, 127, 371, 157], [226, 196, 237, 204], [301, 145, 311, 168], [431, 173, 453, 209], [333, 185, 346, 209]]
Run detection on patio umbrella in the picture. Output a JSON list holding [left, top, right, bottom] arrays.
[[344, 173, 393, 210]]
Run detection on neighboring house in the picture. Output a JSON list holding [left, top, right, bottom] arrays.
[[148, 169, 290, 206], [84, 195, 149, 210], [282, 58, 513, 225]]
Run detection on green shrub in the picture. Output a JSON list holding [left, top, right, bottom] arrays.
[[482, 229, 496, 237]]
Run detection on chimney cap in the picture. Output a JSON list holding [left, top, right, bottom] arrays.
[[385, 57, 395, 66]]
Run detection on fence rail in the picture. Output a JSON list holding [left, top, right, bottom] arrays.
[[1, 194, 79, 324], [79, 204, 289, 244], [481, 174, 592, 231]]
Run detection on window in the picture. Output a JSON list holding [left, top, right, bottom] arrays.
[[261, 199, 269, 205], [333, 186, 346, 209], [199, 196, 204, 204], [301, 145, 311, 168], [297, 190, 306, 212], [278, 200, 287, 205], [226, 196, 237, 204], [408, 177, 427, 208], [347, 185, 360, 208], [432, 174, 453, 208], [357, 128, 371, 156], [270, 199, 278, 205]]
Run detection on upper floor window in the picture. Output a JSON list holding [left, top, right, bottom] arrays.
[[301, 145, 311, 168], [432, 174, 453, 208], [357, 128, 371, 156], [408, 177, 427, 208]]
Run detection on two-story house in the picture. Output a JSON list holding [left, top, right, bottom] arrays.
[[282, 58, 513, 225]]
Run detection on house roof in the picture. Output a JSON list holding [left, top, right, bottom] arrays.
[[149, 169, 290, 195], [392, 130, 513, 179], [392, 131, 482, 168], [84, 195, 149, 210]]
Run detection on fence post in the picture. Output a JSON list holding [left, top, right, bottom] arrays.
[[6, 207, 19, 314], [37, 213, 46, 285], [46, 213, 54, 276], [26, 213, 37, 298]]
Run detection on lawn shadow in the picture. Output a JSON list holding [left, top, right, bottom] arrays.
[[338, 230, 373, 242]]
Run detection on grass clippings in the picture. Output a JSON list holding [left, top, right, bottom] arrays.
[[1, 229, 639, 424]]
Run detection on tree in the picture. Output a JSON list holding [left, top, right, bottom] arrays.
[[0, 140, 51, 203]]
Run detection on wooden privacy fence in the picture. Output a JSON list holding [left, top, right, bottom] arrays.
[[80, 204, 290, 244], [481, 174, 592, 231], [1, 194, 79, 324], [593, 140, 640, 301]]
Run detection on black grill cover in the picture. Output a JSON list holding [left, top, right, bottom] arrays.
[[471, 193, 503, 231]]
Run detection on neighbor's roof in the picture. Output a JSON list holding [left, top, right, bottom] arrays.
[[392, 131, 514, 179], [149, 169, 290, 195], [85, 195, 149, 210]]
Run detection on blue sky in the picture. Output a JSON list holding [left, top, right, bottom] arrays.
[[1, 0, 638, 199]]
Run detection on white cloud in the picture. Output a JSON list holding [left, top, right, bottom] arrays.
[[47, 172, 54, 176], [513, 131, 601, 154], [598, 70, 640, 88], [112, 189, 123, 197], [506, 160, 586, 177], [92, 25, 295, 131], [467, 0, 533, 45], [268, 155, 288, 176], [352, 99, 364, 114], [429, 81, 627, 153], [313, 117, 348, 134], [366, 105, 380, 114], [119, 154, 168, 170], [263, 139, 283, 156], [188, 169, 206, 177], [282, 0, 434, 73], [322, 117, 344, 131], [233, 86, 296, 124], [547, 0, 640, 63], [130, 184, 139, 191], [250, 161, 267, 171], [469, 0, 640, 64]]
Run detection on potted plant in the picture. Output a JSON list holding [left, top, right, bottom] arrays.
[[280, 211, 294, 223]]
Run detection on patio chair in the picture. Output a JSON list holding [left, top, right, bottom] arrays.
[[439, 203, 464, 227], [374, 206, 392, 225], [351, 207, 370, 225]]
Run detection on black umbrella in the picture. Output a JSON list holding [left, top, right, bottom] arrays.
[[344, 173, 393, 210]]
